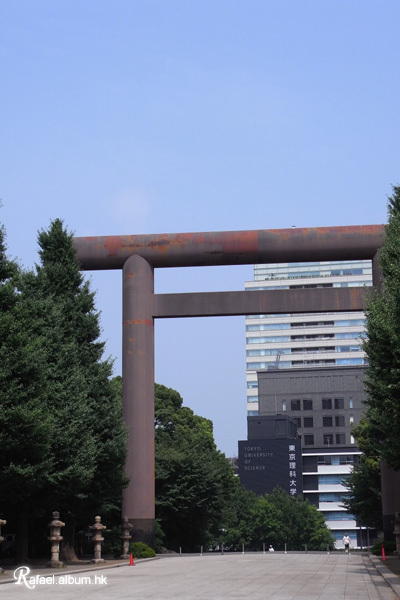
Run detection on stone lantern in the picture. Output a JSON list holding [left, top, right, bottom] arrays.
[[120, 516, 133, 559], [90, 516, 106, 563], [47, 511, 65, 568]]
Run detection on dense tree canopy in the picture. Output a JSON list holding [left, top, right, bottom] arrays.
[[0, 219, 127, 561], [219, 484, 334, 551], [362, 186, 400, 470], [32, 221, 128, 525], [342, 419, 382, 529], [154, 383, 236, 551]]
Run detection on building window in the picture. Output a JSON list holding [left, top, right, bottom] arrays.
[[291, 400, 301, 411], [323, 416, 333, 427], [336, 433, 346, 444], [334, 398, 344, 409], [282, 400, 287, 412], [335, 415, 345, 427], [349, 415, 354, 424], [303, 417, 313, 428], [349, 397, 353, 409], [320, 492, 350, 502], [322, 398, 332, 409], [319, 474, 349, 485], [303, 399, 313, 410], [304, 435, 314, 445], [293, 417, 301, 428], [323, 434, 334, 445]]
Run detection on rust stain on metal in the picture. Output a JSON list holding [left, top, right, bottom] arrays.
[[123, 319, 154, 326], [74, 224, 386, 271]]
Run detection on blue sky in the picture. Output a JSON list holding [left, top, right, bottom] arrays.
[[1, 1, 398, 456]]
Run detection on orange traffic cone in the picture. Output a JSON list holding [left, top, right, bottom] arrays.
[[130, 553, 135, 566], [382, 544, 386, 561]]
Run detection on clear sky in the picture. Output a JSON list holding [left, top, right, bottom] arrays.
[[1, 1, 398, 456]]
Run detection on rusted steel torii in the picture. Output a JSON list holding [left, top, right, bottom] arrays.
[[73, 224, 384, 546]]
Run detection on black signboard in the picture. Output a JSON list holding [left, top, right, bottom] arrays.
[[238, 438, 303, 497]]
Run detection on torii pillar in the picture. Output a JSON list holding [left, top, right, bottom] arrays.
[[73, 225, 384, 547]]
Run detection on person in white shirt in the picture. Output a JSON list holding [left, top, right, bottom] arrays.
[[268, 545, 274, 552], [342, 534, 351, 553]]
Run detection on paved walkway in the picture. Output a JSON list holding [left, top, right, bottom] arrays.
[[0, 553, 399, 600]]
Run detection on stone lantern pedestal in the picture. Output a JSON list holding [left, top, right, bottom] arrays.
[[90, 516, 106, 563], [120, 516, 133, 559], [47, 512, 65, 568], [0, 519, 6, 575]]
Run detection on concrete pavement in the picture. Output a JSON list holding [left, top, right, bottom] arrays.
[[0, 552, 399, 600]]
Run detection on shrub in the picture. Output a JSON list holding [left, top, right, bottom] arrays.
[[371, 539, 397, 556], [128, 541, 156, 558]]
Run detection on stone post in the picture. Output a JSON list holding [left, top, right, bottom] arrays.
[[393, 512, 400, 556], [90, 516, 106, 563], [120, 516, 133, 559], [0, 519, 6, 575], [0, 518, 6, 545], [47, 512, 65, 568]]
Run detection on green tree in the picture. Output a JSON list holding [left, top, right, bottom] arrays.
[[0, 224, 54, 561], [362, 186, 400, 470], [251, 488, 334, 551], [218, 486, 334, 551], [30, 220, 128, 551], [218, 480, 258, 550], [0, 219, 128, 560], [341, 419, 382, 529], [154, 383, 235, 551]]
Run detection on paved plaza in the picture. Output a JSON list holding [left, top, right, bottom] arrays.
[[1, 553, 399, 600]]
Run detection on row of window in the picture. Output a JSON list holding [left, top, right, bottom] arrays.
[[319, 492, 349, 502], [283, 398, 353, 411], [246, 357, 366, 369], [253, 259, 371, 277], [292, 415, 351, 428], [303, 433, 349, 446], [319, 474, 349, 485], [246, 332, 365, 343], [246, 345, 361, 356], [317, 455, 356, 465], [292, 358, 366, 366], [324, 512, 355, 521], [249, 281, 372, 289], [246, 319, 366, 331]]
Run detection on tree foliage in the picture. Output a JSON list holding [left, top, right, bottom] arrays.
[[0, 219, 128, 560], [362, 185, 400, 470], [341, 419, 382, 529], [154, 383, 236, 551], [219, 485, 334, 551]]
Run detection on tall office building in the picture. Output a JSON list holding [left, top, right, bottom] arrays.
[[243, 260, 373, 548], [245, 260, 372, 416]]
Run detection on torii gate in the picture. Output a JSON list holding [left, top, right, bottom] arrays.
[[73, 224, 384, 546]]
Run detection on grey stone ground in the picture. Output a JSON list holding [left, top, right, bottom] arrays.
[[1, 553, 399, 600]]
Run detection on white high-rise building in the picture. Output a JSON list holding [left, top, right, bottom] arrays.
[[245, 260, 372, 416]]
